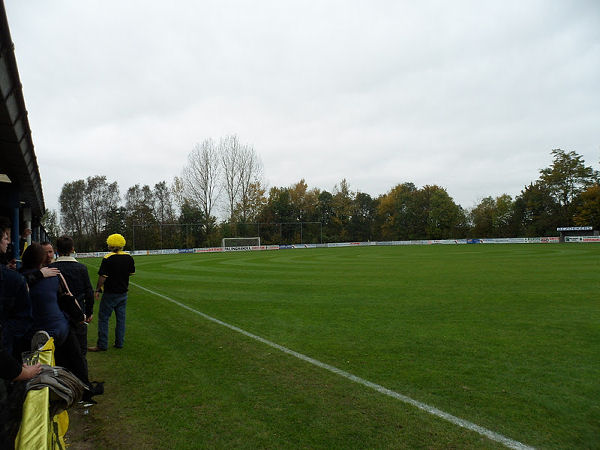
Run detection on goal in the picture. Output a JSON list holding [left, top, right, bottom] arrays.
[[222, 237, 261, 249]]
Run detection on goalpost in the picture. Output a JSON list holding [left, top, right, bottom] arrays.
[[222, 237, 261, 249]]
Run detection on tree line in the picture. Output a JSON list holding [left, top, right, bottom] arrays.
[[47, 139, 599, 252]]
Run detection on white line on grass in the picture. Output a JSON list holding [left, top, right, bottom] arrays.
[[131, 281, 534, 450]]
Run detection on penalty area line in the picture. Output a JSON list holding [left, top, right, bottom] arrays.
[[132, 281, 534, 450]]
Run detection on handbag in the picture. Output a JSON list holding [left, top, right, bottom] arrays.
[[57, 273, 85, 324]]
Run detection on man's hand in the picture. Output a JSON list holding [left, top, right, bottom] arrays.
[[85, 314, 93, 323], [40, 267, 60, 278], [14, 363, 42, 381]]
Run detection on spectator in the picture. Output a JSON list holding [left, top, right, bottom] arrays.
[[0, 218, 40, 450], [50, 236, 94, 372], [19, 239, 60, 289], [0, 217, 33, 359], [19, 228, 31, 258], [88, 234, 135, 352], [20, 243, 90, 388], [41, 241, 55, 266]]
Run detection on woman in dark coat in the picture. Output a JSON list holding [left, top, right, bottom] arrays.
[[20, 243, 90, 387]]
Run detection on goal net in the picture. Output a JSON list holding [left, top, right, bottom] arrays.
[[222, 237, 261, 249]]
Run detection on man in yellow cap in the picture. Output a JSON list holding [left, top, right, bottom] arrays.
[[88, 234, 135, 352]]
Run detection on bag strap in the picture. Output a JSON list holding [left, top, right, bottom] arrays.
[[57, 273, 84, 314], [57, 273, 72, 296]]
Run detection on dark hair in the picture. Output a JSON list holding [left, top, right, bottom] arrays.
[[0, 216, 11, 235], [21, 242, 45, 271], [56, 236, 74, 256]]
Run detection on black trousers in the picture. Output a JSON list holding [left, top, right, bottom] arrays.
[[54, 330, 89, 386]]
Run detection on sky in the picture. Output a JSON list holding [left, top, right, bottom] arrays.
[[5, 0, 600, 216]]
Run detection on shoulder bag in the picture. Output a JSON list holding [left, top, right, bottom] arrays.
[[57, 273, 85, 324]]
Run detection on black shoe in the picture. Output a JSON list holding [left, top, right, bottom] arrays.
[[90, 381, 104, 396], [113, 345, 123, 349], [82, 381, 104, 402]]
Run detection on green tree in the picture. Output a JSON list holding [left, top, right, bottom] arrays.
[[104, 206, 128, 246], [470, 194, 515, 238], [178, 200, 209, 248], [574, 184, 600, 229], [377, 182, 418, 240], [125, 184, 157, 249], [153, 181, 176, 224], [421, 185, 462, 239], [59, 179, 86, 241], [349, 192, 376, 241], [234, 181, 267, 225], [41, 209, 60, 241], [330, 179, 354, 241], [539, 149, 599, 225], [513, 182, 560, 236]]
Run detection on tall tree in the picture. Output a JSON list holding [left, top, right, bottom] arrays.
[[377, 182, 418, 240], [350, 192, 376, 241], [331, 179, 354, 241], [125, 184, 156, 249], [316, 190, 334, 241], [178, 199, 209, 248], [170, 176, 185, 217], [41, 209, 60, 241], [153, 181, 175, 224], [219, 135, 263, 222], [59, 179, 86, 239], [513, 182, 560, 236], [470, 194, 515, 238], [235, 181, 267, 224], [539, 149, 599, 225], [573, 184, 600, 229], [236, 143, 263, 222], [421, 185, 462, 239], [182, 139, 221, 229], [220, 135, 243, 221], [83, 175, 120, 237]]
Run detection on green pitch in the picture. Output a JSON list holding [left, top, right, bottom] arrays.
[[81, 244, 599, 449]]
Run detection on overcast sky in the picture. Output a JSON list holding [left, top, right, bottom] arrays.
[[5, 0, 600, 215]]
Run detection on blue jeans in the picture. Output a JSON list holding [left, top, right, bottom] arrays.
[[97, 292, 128, 350]]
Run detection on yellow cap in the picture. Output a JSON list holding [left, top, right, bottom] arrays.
[[106, 233, 126, 248]]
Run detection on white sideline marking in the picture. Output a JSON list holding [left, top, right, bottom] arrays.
[[132, 282, 534, 450]]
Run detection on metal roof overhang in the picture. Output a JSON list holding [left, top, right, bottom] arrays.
[[0, 1, 45, 218]]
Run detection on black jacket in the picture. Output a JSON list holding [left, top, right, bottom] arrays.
[[0, 349, 21, 380], [50, 257, 94, 317]]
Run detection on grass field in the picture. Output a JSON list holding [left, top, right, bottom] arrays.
[[74, 244, 599, 449]]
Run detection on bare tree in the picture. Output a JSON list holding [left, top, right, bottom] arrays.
[[220, 135, 263, 222], [170, 176, 185, 216], [236, 143, 263, 222], [182, 139, 222, 228], [220, 135, 243, 221]]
